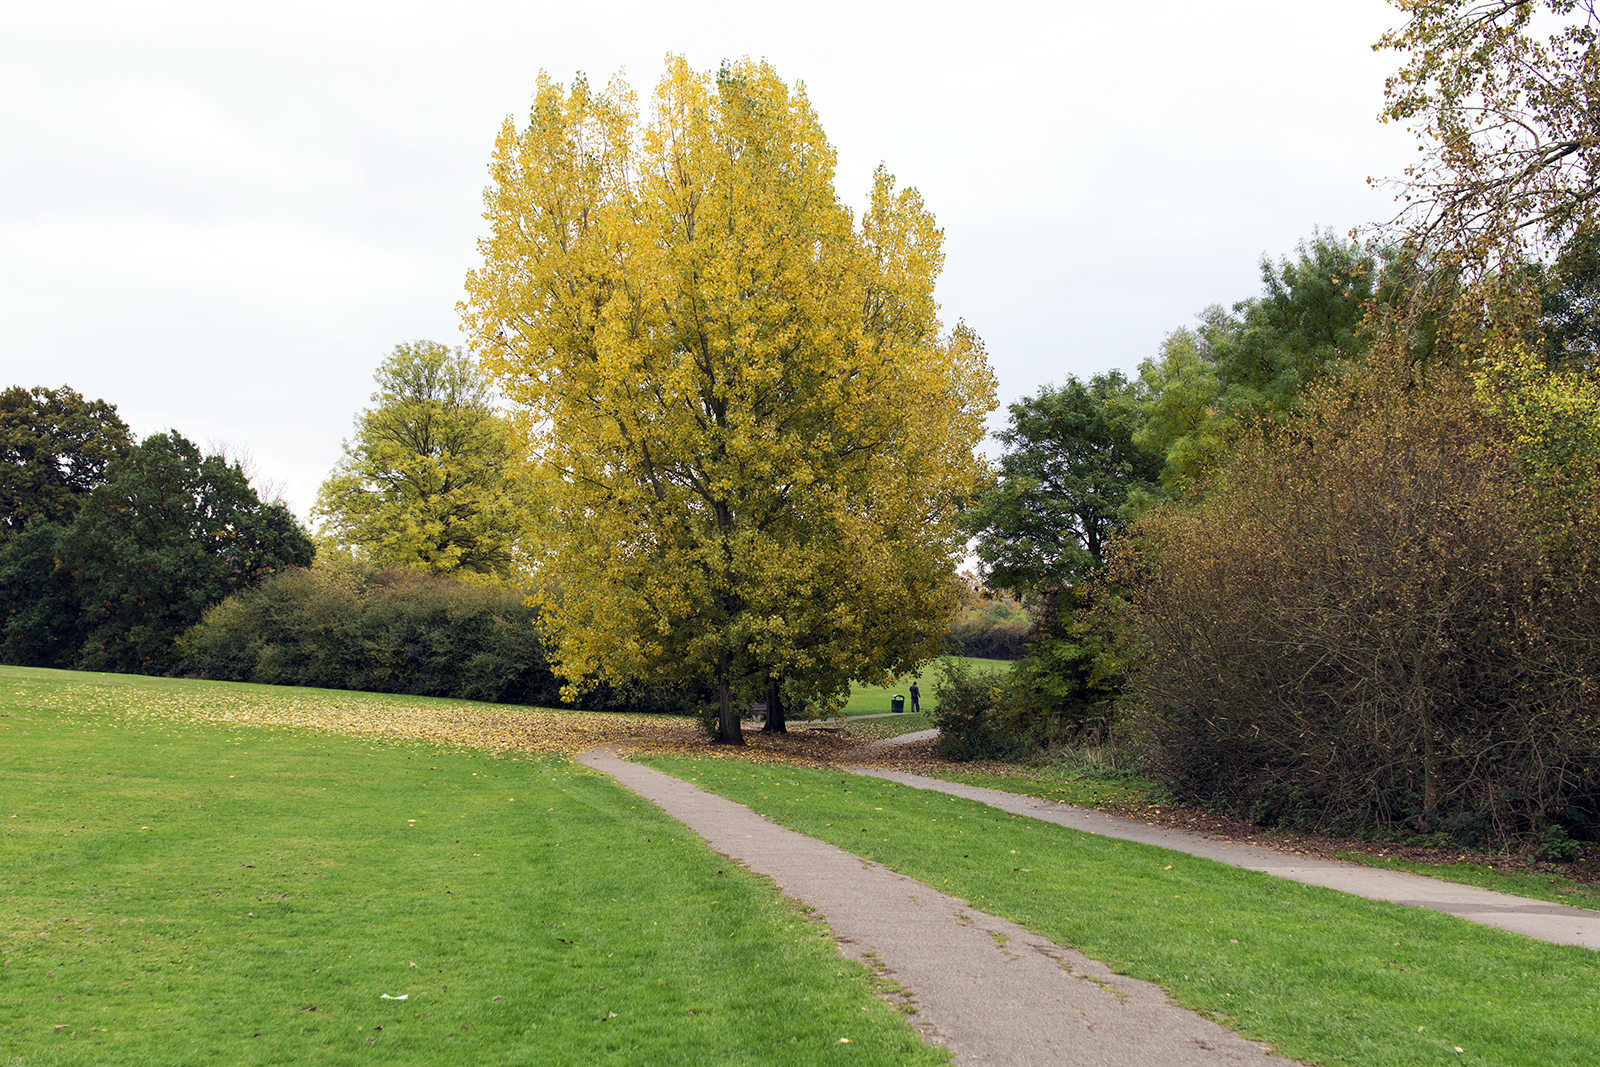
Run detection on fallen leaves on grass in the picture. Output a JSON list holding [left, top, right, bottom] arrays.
[[2, 674, 938, 771], [11, 677, 707, 757]]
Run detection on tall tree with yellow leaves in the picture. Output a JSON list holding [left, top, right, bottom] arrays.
[[462, 58, 994, 743], [314, 341, 528, 578]]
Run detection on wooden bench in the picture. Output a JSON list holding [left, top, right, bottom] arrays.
[[746, 702, 768, 722]]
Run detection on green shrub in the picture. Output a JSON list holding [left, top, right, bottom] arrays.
[[990, 586, 1130, 749], [182, 563, 565, 706], [932, 658, 1027, 761], [1543, 824, 1582, 861]]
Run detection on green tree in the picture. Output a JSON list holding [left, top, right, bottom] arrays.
[[57, 431, 314, 674], [315, 341, 529, 577], [0, 522, 83, 667], [1137, 232, 1389, 489], [0, 385, 131, 541], [969, 371, 1163, 594], [462, 59, 995, 744], [962, 372, 1161, 747], [1217, 231, 1383, 410], [1535, 225, 1600, 370], [1133, 314, 1229, 491]]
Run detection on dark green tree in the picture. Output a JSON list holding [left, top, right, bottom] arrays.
[[57, 431, 314, 674], [963, 371, 1163, 748], [0, 522, 83, 667], [1538, 226, 1600, 371], [0, 385, 131, 541], [968, 371, 1163, 593]]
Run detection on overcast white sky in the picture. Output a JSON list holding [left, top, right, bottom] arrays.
[[2, 0, 1417, 522]]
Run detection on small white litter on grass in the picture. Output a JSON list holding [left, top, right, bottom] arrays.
[[380, 993, 408, 1000]]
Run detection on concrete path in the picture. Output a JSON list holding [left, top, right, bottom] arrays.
[[578, 747, 1291, 1067], [846, 765, 1600, 951]]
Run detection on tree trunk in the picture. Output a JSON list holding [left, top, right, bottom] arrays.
[[1421, 707, 1438, 825], [714, 656, 745, 745], [1411, 669, 1436, 826], [761, 678, 787, 733]]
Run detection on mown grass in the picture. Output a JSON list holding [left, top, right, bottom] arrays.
[[0, 674, 945, 1067], [643, 757, 1600, 1067], [837, 657, 1008, 717], [917, 762, 1158, 810], [1337, 852, 1600, 912], [835, 713, 935, 742], [905, 743, 1600, 912]]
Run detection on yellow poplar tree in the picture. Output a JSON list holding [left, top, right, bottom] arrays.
[[461, 58, 995, 743]]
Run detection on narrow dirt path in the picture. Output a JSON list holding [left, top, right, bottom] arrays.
[[578, 747, 1294, 1067]]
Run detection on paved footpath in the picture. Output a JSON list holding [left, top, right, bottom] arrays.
[[579, 748, 1291, 1066], [843, 736, 1600, 952]]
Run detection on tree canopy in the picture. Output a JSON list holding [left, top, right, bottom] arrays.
[[967, 371, 1162, 595], [314, 341, 528, 577], [462, 58, 995, 742], [57, 431, 314, 674], [0, 385, 131, 541], [1136, 232, 1391, 489]]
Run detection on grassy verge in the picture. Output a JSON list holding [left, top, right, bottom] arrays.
[[1336, 852, 1600, 912], [642, 756, 1600, 1067], [905, 741, 1600, 912], [0, 672, 945, 1067], [915, 763, 1157, 810]]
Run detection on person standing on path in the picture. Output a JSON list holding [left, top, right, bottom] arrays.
[[909, 681, 920, 714]]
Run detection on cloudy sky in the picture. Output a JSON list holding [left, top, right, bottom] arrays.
[[2, 0, 1417, 521]]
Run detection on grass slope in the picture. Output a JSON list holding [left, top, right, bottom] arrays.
[[643, 757, 1600, 1067], [0, 673, 944, 1067]]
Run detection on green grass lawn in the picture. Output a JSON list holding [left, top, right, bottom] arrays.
[[915, 763, 1158, 810], [836, 656, 1009, 717], [1336, 852, 1600, 913], [644, 757, 1600, 1067], [0, 672, 945, 1067], [944, 766, 1600, 909]]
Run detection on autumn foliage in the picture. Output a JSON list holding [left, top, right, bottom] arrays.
[[462, 58, 994, 742], [1115, 340, 1600, 843]]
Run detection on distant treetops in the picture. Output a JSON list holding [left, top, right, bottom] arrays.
[[312, 341, 529, 579], [0, 385, 312, 673]]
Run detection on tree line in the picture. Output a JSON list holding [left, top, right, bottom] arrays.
[[0, 366, 589, 709], [950, 0, 1600, 855], [0, 388, 311, 673]]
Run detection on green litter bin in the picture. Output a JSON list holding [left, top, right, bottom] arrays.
[[890, 695, 905, 713]]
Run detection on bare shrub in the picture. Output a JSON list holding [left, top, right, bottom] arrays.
[[1115, 345, 1600, 843]]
